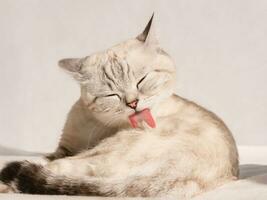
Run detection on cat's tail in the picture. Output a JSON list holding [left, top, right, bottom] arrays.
[[0, 161, 117, 196], [0, 161, 204, 198]]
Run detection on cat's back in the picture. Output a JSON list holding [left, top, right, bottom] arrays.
[[169, 94, 239, 176], [171, 94, 232, 135]]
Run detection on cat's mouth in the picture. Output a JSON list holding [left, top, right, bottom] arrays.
[[128, 108, 156, 128]]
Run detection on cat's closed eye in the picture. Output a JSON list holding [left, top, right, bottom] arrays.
[[104, 94, 121, 100], [137, 75, 147, 89]]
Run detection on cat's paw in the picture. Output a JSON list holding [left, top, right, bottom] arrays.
[[45, 146, 74, 161], [45, 151, 69, 161], [45, 152, 60, 161]]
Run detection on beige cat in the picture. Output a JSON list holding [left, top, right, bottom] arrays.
[[0, 15, 239, 199]]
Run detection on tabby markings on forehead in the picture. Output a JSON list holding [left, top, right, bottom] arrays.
[[100, 56, 134, 90], [102, 67, 117, 90]]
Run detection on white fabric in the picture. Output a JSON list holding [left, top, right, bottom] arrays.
[[0, 146, 266, 199]]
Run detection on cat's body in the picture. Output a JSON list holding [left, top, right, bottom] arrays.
[[46, 99, 119, 160], [0, 15, 239, 199]]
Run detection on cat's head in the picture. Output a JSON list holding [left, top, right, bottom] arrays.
[[59, 15, 176, 127]]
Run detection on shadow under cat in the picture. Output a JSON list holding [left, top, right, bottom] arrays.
[[239, 164, 267, 184]]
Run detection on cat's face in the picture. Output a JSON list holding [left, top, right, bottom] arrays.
[[59, 15, 176, 126]]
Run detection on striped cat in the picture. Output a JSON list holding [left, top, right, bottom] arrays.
[[0, 15, 238, 199]]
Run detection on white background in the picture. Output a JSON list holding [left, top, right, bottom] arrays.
[[0, 0, 266, 153]]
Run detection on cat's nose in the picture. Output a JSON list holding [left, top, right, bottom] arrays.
[[126, 99, 139, 109]]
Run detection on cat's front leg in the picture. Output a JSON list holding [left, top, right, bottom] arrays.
[[45, 99, 116, 161]]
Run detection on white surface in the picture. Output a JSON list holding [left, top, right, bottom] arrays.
[[193, 174, 267, 200], [0, 0, 267, 152], [0, 146, 267, 199]]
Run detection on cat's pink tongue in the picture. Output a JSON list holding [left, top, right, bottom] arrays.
[[128, 108, 156, 128]]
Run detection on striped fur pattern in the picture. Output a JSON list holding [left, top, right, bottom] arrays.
[[0, 15, 239, 198], [0, 161, 109, 195]]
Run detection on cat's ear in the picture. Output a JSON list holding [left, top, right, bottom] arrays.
[[58, 58, 87, 82], [137, 13, 158, 46], [58, 58, 83, 73]]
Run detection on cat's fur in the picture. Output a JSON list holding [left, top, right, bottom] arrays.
[[0, 15, 239, 198]]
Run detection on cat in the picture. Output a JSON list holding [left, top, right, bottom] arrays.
[[0, 15, 239, 199]]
